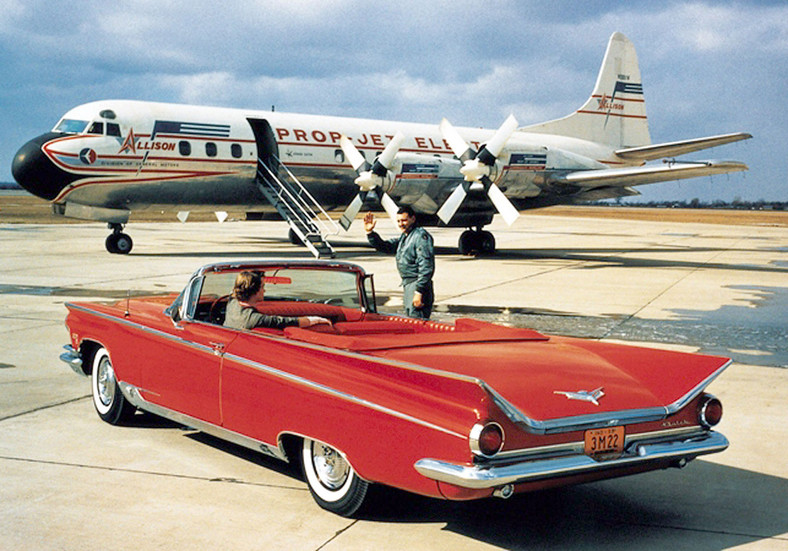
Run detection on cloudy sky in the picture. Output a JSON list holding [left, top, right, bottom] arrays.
[[0, 0, 784, 201]]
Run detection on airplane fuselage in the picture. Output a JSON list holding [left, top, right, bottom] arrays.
[[11, 32, 749, 255], [14, 100, 619, 219]]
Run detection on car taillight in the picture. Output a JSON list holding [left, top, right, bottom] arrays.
[[698, 394, 723, 427], [470, 422, 505, 458]]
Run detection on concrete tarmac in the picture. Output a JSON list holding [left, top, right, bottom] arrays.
[[1, 213, 787, 550]]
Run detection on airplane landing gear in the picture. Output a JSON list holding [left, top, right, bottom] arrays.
[[458, 228, 496, 256], [105, 223, 133, 254]]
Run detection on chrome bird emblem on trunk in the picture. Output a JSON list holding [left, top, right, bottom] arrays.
[[553, 387, 605, 406]]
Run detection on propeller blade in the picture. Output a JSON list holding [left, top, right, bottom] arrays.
[[376, 132, 405, 170], [436, 184, 467, 224], [483, 114, 518, 159], [379, 191, 400, 223], [487, 182, 519, 226], [340, 135, 368, 172], [338, 194, 364, 231], [439, 118, 475, 162]]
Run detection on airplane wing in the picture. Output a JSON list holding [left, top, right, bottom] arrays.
[[615, 133, 751, 161], [553, 160, 749, 188]]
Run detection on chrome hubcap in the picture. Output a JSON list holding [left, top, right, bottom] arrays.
[[312, 442, 350, 490], [97, 357, 116, 407]]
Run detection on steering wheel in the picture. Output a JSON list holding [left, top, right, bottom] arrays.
[[209, 294, 231, 324]]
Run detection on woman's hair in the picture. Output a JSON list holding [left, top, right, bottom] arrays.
[[232, 271, 263, 301]]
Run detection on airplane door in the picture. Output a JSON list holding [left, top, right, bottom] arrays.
[[247, 118, 279, 176]]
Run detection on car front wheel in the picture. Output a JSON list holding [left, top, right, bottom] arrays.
[[91, 347, 135, 425], [301, 438, 368, 516]]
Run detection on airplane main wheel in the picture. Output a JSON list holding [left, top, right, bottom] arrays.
[[106, 232, 133, 254], [458, 230, 496, 256], [480, 231, 496, 254], [458, 230, 477, 256]]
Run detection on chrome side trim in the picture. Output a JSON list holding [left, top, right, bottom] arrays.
[[414, 431, 729, 490], [59, 344, 86, 376], [118, 382, 287, 461], [223, 353, 466, 439]]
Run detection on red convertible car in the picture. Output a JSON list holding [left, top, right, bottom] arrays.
[[61, 260, 729, 516]]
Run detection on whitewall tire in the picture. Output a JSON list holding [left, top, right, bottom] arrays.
[[301, 438, 368, 516]]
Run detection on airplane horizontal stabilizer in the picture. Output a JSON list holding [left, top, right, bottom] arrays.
[[615, 133, 752, 161], [554, 160, 748, 189]]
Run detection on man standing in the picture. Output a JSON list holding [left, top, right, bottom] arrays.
[[364, 206, 435, 319]]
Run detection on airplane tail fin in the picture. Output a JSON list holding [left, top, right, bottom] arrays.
[[521, 32, 651, 148]]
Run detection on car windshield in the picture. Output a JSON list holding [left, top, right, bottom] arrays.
[[54, 119, 89, 134], [200, 268, 362, 307]]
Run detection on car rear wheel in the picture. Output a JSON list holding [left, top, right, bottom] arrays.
[[91, 347, 135, 425], [301, 438, 368, 516]]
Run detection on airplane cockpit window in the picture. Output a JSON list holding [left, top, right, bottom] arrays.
[[54, 119, 89, 134], [87, 122, 104, 135], [107, 123, 121, 137]]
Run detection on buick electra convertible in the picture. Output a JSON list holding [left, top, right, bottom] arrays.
[[61, 260, 729, 516]]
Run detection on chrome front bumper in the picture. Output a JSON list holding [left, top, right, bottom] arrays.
[[414, 431, 728, 490], [60, 344, 86, 376]]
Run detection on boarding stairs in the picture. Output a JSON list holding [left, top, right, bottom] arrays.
[[255, 155, 340, 258]]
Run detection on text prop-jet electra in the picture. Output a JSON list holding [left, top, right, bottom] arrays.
[[13, 32, 750, 256]]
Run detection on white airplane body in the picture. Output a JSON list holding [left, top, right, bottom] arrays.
[[12, 32, 750, 255]]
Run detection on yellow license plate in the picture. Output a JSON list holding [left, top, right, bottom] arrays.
[[584, 426, 625, 457]]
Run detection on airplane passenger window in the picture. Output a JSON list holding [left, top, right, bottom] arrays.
[[231, 144, 242, 158], [107, 123, 121, 137], [179, 141, 192, 156], [205, 142, 217, 157], [87, 122, 104, 135]]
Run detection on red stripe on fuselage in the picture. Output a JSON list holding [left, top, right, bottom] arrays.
[[576, 110, 648, 120], [52, 170, 241, 203]]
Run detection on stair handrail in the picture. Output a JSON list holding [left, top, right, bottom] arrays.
[[258, 157, 340, 238]]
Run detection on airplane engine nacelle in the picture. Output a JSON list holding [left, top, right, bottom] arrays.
[[384, 153, 463, 211], [498, 143, 608, 193]]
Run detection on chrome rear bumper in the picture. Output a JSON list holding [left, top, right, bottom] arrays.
[[414, 431, 728, 490]]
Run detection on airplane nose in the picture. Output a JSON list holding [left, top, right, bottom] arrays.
[[12, 133, 75, 200]]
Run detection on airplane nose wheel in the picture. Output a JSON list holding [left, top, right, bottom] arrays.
[[105, 223, 133, 254], [458, 229, 496, 256]]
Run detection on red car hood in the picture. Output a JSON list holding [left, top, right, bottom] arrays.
[[369, 334, 729, 422]]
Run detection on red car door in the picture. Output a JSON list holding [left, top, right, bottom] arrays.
[[140, 320, 235, 425]]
